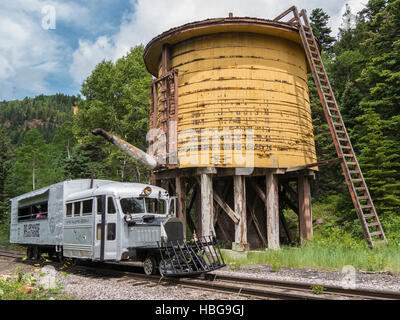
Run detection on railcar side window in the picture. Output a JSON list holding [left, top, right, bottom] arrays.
[[66, 203, 72, 217], [74, 201, 81, 216], [107, 223, 116, 240], [82, 199, 93, 216], [96, 224, 101, 240], [18, 207, 31, 222], [18, 201, 48, 222], [107, 197, 116, 214], [97, 197, 102, 215]]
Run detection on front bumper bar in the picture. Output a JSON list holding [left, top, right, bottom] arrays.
[[157, 236, 226, 277]]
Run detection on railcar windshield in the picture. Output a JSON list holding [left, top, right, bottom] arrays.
[[120, 198, 166, 215]]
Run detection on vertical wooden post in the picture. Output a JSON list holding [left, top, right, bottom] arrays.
[[151, 174, 160, 187], [234, 175, 248, 250], [175, 177, 187, 240], [200, 174, 213, 237], [266, 173, 280, 250], [196, 181, 202, 237], [298, 173, 313, 243], [161, 44, 171, 164], [162, 44, 170, 75]]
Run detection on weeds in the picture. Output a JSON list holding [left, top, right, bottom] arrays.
[[311, 285, 326, 295], [222, 244, 400, 273], [0, 266, 69, 300]]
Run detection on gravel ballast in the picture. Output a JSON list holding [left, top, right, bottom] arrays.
[[1, 257, 399, 299]]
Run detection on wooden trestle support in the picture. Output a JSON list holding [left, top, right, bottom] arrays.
[[152, 168, 315, 250]]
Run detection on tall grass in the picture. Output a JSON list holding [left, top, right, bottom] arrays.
[[223, 244, 400, 273]]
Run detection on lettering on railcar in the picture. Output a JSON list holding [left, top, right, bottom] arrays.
[[49, 217, 56, 234], [24, 224, 40, 238], [65, 218, 90, 225]]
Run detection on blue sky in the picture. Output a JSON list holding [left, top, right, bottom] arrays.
[[0, 0, 365, 101]]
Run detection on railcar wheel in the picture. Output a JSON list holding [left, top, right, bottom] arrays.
[[143, 256, 157, 276], [26, 246, 34, 260], [33, 246, 41, 260], [159, 259, 167, 276]]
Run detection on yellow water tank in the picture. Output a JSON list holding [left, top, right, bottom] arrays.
[[144, 18, 317, 169]]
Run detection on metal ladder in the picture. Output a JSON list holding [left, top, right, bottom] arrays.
[[274, 6, 387, 247]]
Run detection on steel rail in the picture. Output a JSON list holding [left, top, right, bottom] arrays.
[[204, 272, 400, 300], [0, 249, 25, 259]]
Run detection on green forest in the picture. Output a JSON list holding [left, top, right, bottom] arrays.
[[0, 0, 399, 260]]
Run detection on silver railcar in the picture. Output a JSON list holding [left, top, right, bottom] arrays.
[[10, 179, 224, 276]]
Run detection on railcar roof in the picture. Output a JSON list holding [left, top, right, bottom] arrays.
[[10, 180, 168, 203], [66, 181, 168, 202]]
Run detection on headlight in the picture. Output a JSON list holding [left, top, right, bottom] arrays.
[[124, 214, 133, 223], [140, 186, 152, 197]]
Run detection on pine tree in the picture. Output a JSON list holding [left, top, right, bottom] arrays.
[[310, 8, 335, 53], [357, 109, 400, 215], [0, 129, 12, 221], [74, 45, 152, 183], [12, 129, 52, 193]]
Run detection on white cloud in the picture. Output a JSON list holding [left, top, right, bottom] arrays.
[[70, 0, 360, 85], [328, 0, 366, 37], [69, 36, 115, 83], [0, 0, 91, 100]]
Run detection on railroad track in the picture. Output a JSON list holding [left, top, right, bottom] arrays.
[[1, 248, 399, 300], [0, 248, 25, 259]]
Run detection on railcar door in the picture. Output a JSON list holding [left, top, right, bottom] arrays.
[[94, 195, 118, 261]]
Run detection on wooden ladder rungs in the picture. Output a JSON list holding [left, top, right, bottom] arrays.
[[367, 222, 380, 227], [370, 231, 383, 237], [372, 240, 386, 246], [361, 204, 373, 209]]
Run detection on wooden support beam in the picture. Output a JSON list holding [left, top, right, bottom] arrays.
[[175, 177, 186, 240], [250, 179, 266, 202], [234, 176, 247, 248], [162, 44, 171, 75], [195, 181, 202, 237], [266, 173, 280, 250], [281, 192, 299, 216], [213, 192, 240, 224], [246, 201, 268, 247], [200, 174, 214, 237], [186, 185, 197, 235], [279, 204, 293, 244], [213, 180, 232, 226], [298, 173, 313, 243], [216, 217, 232, 244]]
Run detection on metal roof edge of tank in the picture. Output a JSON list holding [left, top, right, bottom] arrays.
[[65, 181, 168, 202], [143, 17, 303, 76]]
